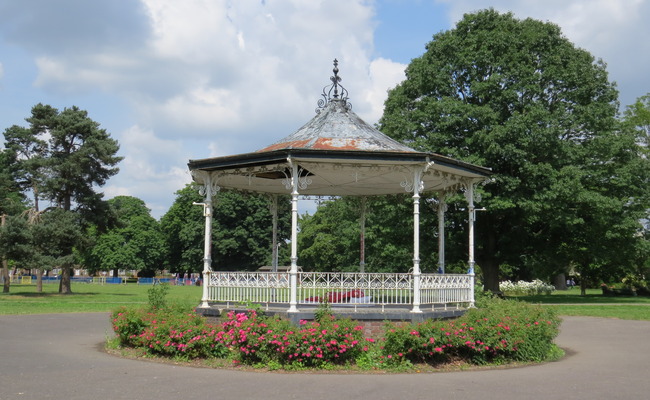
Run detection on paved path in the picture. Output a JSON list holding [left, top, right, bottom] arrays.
[[1, 313, 649, 400]]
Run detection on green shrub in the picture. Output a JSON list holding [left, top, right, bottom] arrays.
[[111, 306, 150, 347], [460, 297, 560, 362], [380, 297, 560, 366], [110, 296, 561, 370], [218, 310, 366, 368], [147, 283, 170, 310], [111, 305, 229, 359]]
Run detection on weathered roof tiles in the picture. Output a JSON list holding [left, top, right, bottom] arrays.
[[256, 99, 418, 153]]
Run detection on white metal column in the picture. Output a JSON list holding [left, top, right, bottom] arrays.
[[464, 181, 476, 307], [411, 168, 423, 313], [437, 195, 447, 274], [195, 172, 217, 309], [270, 194, 279, 273], [359, 196, 367, 273], [288, 160, 300, 313], [270, 194, 279, 302]]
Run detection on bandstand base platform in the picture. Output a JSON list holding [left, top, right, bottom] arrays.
[[196, 302, 467, 330]]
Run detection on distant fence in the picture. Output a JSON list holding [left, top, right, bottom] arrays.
[[0, 276, 181, 285], [139, 278, 200, 285], [1, 275, 201, 285]]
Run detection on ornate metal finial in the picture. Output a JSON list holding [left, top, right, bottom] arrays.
[[316, 58, 351, 113], [331, 59, 342, 99]]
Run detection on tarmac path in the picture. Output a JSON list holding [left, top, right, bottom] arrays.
[[1, 313, 649, 400]]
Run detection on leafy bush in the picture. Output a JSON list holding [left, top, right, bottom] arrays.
[[111, 307, 150, 347], [111, 306, 366, 366], [110, 296, 561, 370], [111, 305, 229, 359], [147, 283, 170, 310], [217, 310, 366, 368], [380, 297, 560, 366]]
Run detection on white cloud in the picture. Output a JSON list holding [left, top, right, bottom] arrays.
[[4, 0, 408, 217], [8, 0, 646, 220], [0, 62, 4, 81], [358, 57, 407, 124], [153, 86, 243, 132], [25, 0, 387, 146], [103, 125, 192, 217], [142, 0, 239, 64]]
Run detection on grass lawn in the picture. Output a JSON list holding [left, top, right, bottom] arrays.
[[2, 283, 649, 320], [0, 282, 202, 315], [506, 288, 650, 320]]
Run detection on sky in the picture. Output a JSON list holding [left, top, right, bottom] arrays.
[[1, 0, 648, 219]]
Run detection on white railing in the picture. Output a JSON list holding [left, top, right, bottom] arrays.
[[207, 271, 473, 311]]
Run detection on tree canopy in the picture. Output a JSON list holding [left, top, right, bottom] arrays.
[[82, 196, 165, 277], [298, 196, 452, 273], [623, 93, 650, 149], [2, 103, 122, 293], [160, 185, 291, 273], [374, 9, 649, 291]]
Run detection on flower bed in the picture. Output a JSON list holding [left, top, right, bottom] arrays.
[[379, 297, 560, 367], [110, 297, 561, 371]]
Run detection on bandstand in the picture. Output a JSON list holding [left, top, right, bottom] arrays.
[[188, 60, 491, 322]]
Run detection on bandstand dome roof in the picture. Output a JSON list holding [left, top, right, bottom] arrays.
[[188, 61, 490, 196]]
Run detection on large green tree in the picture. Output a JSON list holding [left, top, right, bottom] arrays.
[[31, 208, 83, 293], [2, 104, 122, 293], [160, 185, 291, 273], [379, 9, 649, 291], [621, 93, 650, 283], [160, 185, 204, 273], [0, 149, 27, 292], [83, 196, 165, 277], [28, 104, 122, 213], [298, 196, 445, 273]]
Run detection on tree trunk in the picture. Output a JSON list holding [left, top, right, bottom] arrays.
[[480, 260, 500, 292], [580, 278, 587, 296], [2, 256, 9, 294], [478, 228, 500, 293], [36, 268, 43, 293], [59, 266, 72, 294], [1, 214, 9, 293], [553, 273, 567, 290]]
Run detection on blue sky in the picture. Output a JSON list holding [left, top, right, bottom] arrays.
[[1, 0, 648, 218]]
